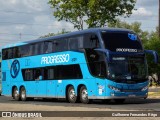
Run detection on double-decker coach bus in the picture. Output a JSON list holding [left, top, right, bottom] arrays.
[[1, 28, 158, 104], [0, 51, 1, 95]]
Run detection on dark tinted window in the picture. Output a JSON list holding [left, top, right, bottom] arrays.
[[83, 33, 100, 49], [13, 47, 20, 58], [44, 41, 53, 53], [101, 31, 143, 51], [29, 44, 36, 56], [68, 36, 83, 50], [8, 48, 13, 59], [35, 42, 43, 55], [86, 49, 106, 78], [44, 67, 55, 80], [22, 64, 82, 81], [53, 39, 68, 52], [2, 49, 8, 60], [56, 64, 82, 79], [19, 45, 30, 57], [22, 69, 34, 81], [34, 68, 42, 80]]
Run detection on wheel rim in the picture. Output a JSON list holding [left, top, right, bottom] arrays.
[[21, 90, 26, 99], [69, 89, 76, 100], [81, 89, 88, 100], [14, 89, 18, 98]]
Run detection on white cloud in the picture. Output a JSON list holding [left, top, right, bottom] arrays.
[[15, 25, 26, 30], [132, 7, 152, 17], [23, 0, 49, 12], [10, 0, 17, 4]]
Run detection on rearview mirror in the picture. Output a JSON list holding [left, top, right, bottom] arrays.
[[144, 50, 159, 64]]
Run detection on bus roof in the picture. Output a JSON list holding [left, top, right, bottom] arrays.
[[2, 28, 133, 49]]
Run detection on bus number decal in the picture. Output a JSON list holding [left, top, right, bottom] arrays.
[[41, 54, 70, 64]]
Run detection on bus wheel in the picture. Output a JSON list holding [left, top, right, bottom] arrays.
[[80, 86, 90, 104], [20, 87, 27, 101], [67, 86, 77, 103], [13, 87, 20, 101], [114, 99, 125, 104]]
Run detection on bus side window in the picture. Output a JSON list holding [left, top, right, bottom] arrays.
[[53, 39, 68, 52], [20, 45, 29, 57], [8, 48, 13, 59], [83, 33, 100, 49], [13, 47, 20, 58], [29, 44, 36, 56], [22, 69, 34, 81], [2, 49, 8, 60], [35, 42, 43, 55], [34, 69, 42, 80], [69, 37, 79, 50], [44, 41, 53, 53]]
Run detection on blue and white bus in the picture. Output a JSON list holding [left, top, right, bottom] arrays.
[[1, 28, 158, 104], [0, 51, 1, 96]]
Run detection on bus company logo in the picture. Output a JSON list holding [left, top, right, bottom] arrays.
[[10, 60, 20, 78], [41, 54, 70, 65], [128, 33, 137, 41]]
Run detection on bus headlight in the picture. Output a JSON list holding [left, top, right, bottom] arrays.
[[108, 85, 120, 92], [141, 86, 148, 91]]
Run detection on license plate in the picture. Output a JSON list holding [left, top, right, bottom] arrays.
[[128, 94, 136, 97]]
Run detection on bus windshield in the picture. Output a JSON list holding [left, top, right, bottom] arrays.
[[107, 57, 148, 82], [101, 31, 143, 52]]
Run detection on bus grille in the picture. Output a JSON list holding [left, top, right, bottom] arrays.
[[121, 89, 141, 92]]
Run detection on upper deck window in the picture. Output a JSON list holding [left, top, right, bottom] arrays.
[[101, 31, 143, 52], [83, 33, 100, 49]]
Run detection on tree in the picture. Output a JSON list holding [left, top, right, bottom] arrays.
[[48, 0, 136, 30], [144, 28, 160, 75], [40, 29, 70, 38]]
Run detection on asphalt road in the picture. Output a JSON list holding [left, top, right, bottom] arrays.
[[0, 96, 160, 111]]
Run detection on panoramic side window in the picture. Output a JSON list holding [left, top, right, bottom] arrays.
[[13, 47, 20, 58], [22, 69, 34, 81], [69, 37, 79, 50], [83, 33, 100, 49], [2, 49, 8, 60], [53, 39, 68, 52], [35, 42, 43, 55], [34, 68, 42, 80], [56, 64, 83, 79], [43, 67, 55, 80], [85, 50, 106, 78], [29, 44, 36, 56], [19, 45, 30, 57], [8, 48, 13, 59], [44, 41, 53, 53]]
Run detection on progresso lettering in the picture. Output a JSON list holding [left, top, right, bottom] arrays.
[[41, 54, 70, 64], [116, 48, 137, 52]]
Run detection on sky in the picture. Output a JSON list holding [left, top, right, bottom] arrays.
[[0, 0, 159, 48]]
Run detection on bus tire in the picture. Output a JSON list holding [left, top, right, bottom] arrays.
[[67, 86, 77, 103], [114, 99, 125, 104], [13, 87, 20, 101], [20, 87, 27, 101], [80, 86, 90, 104]]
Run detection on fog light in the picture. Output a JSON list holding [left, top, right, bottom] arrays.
[[111, 93, 115, 96]]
